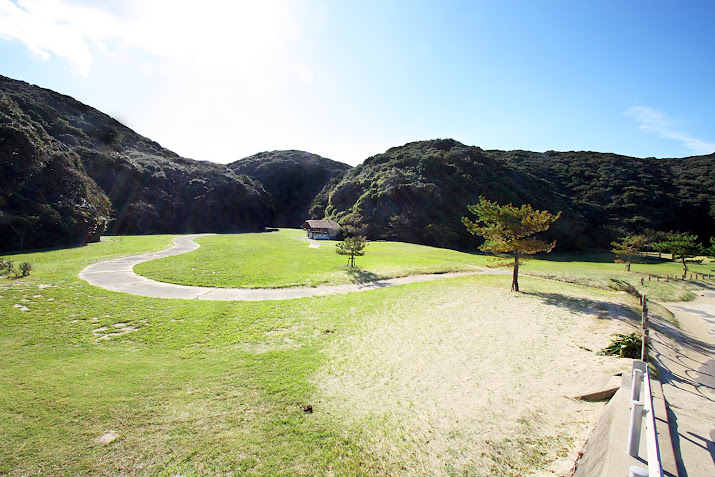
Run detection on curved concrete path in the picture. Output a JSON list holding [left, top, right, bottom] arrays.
[[80, 235, 484, 301]]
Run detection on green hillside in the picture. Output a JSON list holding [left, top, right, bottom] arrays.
[[313, 139, 714, 250], [2, 75, 713, 254], [0, 75, 272, 252], [229, 150, 351, 228]]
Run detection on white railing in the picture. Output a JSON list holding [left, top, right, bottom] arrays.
[[627, 360, 664, 477]]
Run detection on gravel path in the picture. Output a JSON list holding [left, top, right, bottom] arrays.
[[79, 235, 487, 301]]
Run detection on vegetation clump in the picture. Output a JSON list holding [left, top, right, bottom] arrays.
[[598, 333, 642, 359], [0, 258, 32, 278]]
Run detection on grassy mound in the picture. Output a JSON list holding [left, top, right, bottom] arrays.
[[134, 229, 490, 288]]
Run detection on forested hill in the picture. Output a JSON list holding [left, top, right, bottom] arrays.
[[2, 74, 713, 254], [229, 151, 351, 228], [312, 139, 714, 251], [0, 75, 272, 252]]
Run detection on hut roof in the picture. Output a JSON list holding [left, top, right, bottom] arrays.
[[303, 220, 340, 230]]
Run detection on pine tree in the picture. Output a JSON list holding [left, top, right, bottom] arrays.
[[611, 234, 646, 271], [463, 197, 561, 291], [653, 233, 703, 278], [335, 235, 367, 268]]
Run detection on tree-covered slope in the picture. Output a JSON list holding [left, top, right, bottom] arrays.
[[229, 150, 351, 228], [495, 149, 715, 244], [0, 90, 111, 251], [312, 139, 714, 250], [0, 75, 272, 251]]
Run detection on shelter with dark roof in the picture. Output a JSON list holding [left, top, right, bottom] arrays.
[[302, 220, 340, 240]]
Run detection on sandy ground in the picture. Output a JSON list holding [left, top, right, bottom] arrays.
[[653, 291, 715, 477], [313, 281, 638, 476]]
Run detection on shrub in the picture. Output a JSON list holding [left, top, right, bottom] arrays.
[[0, 259, 32, 278], [18, 262, 32, 277], [609, 278, 641, 298], [598, 333, 642, 359], [1, 259, 14, 277]]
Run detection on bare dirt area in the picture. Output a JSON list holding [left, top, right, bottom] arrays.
[[313, 277, 639, 476]]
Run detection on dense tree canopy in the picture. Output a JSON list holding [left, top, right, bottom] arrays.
[[0, 90, 111, 251]]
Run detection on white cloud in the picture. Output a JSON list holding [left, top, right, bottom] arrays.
[[0, 0, 111, 75], [0, 0, 335, 162], [626, 105, 715, 155], [0, 0, 302, 78]]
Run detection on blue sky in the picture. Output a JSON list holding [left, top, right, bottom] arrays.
[[1, 0, 714, 165]]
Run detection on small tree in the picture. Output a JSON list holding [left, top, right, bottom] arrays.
[[643, 229, 673, 259], [463, 197, 561, 292], [611, 234, 646, 271], [708, 237, 715, 258], [336, 235, 367, 268], [653, 233, 703, 278]]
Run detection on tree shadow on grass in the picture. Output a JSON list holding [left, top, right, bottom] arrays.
[[346, 268, 383, 285], [521, 291, 641, 323], [693, 281, 715, 291]]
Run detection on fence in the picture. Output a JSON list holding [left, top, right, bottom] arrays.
[[640, 273, 714, 283], [627, 295, 664, 477]]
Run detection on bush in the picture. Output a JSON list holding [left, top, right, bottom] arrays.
[[18, 262, 32, 277], [598, 333, 642, 359], [0, 259, 32, 278], [0, 259, 14, 277]]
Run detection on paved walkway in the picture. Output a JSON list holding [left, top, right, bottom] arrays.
[[79, 235, 484, 301], [653, 289, 715, 476]]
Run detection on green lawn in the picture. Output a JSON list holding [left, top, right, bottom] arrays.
[[134, 229, 490, 288], [522, 250, 714, 301], [1, 234, 712, 475]]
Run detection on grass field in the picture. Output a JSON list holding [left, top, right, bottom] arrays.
[[1, 233, 711, 475], [522, 250, 714, 302], [134, 229, 491, 288]]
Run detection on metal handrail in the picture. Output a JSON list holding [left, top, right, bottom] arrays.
[[628, 361, 664, 477]]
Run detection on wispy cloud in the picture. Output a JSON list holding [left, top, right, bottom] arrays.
[[0, 0, 112, 76], [626, 106, 715, 155], [0, 0, 302, 77], [0, 0, 330, 163]]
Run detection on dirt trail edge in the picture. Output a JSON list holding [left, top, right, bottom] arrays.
[[79, 235, 486, 301]]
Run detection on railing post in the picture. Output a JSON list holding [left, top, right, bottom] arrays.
[[628, 400, 645, 457], [630, 465, 648, 477], [631, 368, 643, 401]]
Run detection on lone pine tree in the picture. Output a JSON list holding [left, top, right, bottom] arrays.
[[335, 235, 367, 268], [463, 197, 561, 292]]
